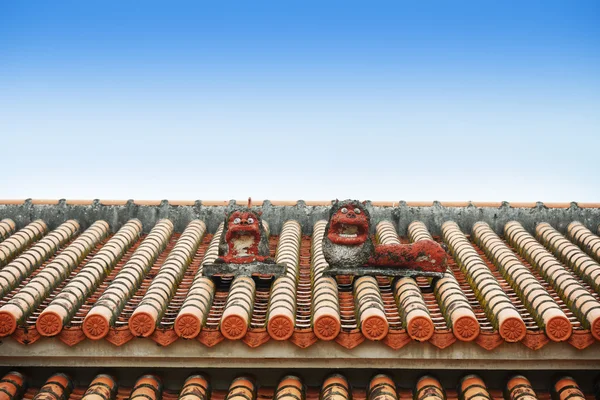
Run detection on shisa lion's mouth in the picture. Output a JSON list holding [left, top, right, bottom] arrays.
[[337, 224, 359, 238], [231, 232, 256, 256]]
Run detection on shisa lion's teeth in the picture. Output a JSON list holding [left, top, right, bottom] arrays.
[[339, 233, 358, 238]]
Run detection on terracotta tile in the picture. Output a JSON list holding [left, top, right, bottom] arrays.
[[458, 375, 490, 400], [81, 374, 118, 400], [321, 374, 349, 400], [168, 200, 197, 206], [179, 375, 210, 400], [78, 220, 169, 339], [0, 371, 27, 400], [415, 375, 444, 400], [130, 375, 162, 400], [577, 203, 600, 209], [506, 375, 537, 400], [130, 220, 205, 337], [99, 200, 128, 206], [442, 222, 526, 343], [473, 222, 571, 342], [32, 373, 72, 400], [0, 218, 16, 241], [567, 221, 600, 263], [133, 200, 163, 206], [354, 276, 388, 341], [0, 220, 109, 337], [30, 199, 60, 205], [506, 221, 600, 341], [220, 276, 255, 340], [439, 201, 470, 207], [536, 222, 600, 295], [0, 199, 27, 205], [35, 220, 143, 337], [65, 200, 94, 205], [405, 201, 434, 207], [0, 219, 48, 268], [553, 377, 585, 400], [268, 221, 302, 341]]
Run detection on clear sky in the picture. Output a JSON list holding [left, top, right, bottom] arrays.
[[1, 1, 598, 202]]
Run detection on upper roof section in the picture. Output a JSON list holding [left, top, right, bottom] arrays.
[[1, 199, 600, 369]]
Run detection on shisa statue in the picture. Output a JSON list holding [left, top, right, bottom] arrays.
[[323, 200, 447, 277], [203, 205, 285, 278]]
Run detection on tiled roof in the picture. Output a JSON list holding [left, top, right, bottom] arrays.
[[1, 370, 597, 400], [0, 201, 600, 351]]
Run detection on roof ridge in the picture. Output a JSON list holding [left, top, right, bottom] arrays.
[[0, 199, 598, 208]]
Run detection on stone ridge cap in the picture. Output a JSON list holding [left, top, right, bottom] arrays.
[[0, 199, 599, 208]]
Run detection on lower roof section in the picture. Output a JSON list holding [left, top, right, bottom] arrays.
[[1, 336, 598, 369], [2, 369, 599, 400], [3, 369, 599, 400]]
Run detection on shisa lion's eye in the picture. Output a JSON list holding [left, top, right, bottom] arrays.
[[341, 207, 348, 214], [247, 218, 254, 224], [354, 208, 361, 214], [234, 218, 241, 224]]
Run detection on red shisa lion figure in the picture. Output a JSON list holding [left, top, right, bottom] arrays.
[[323, 200, 447, 277], [204, 206, 285, 278], [216, 208, 273, 264]]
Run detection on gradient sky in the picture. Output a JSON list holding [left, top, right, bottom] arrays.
[[1, 1, 599, 202]]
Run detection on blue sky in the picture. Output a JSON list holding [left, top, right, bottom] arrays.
[[1, 1, 599, 201]]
